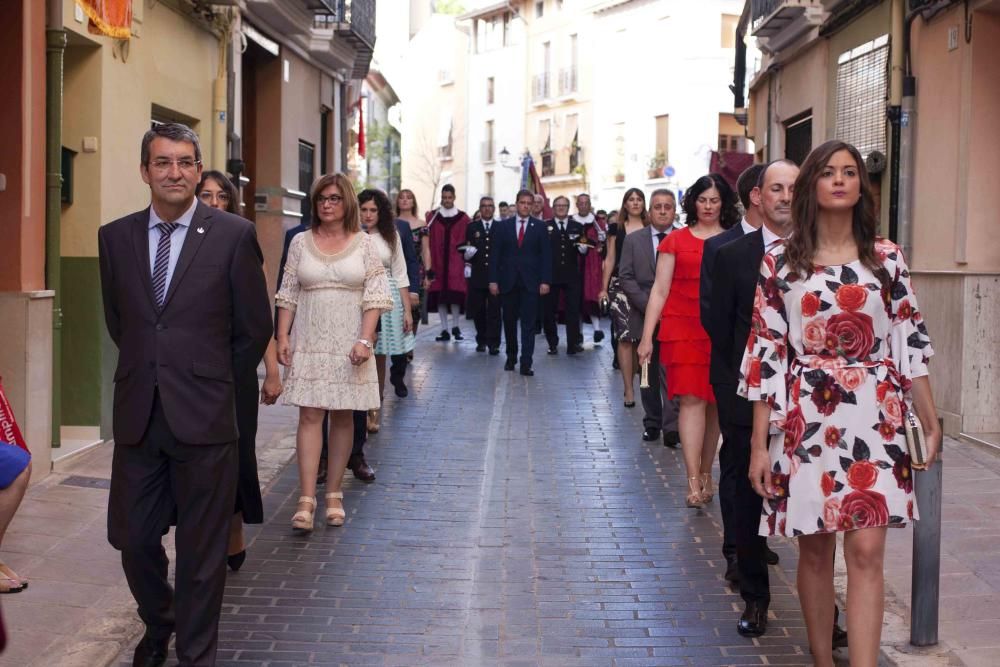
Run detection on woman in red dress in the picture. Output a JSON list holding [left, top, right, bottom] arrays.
[[638, 174, 741, 507]]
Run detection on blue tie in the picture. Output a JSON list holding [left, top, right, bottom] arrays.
[[152, 222, 179, 307]]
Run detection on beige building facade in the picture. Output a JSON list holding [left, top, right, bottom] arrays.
[[742, 0, 1000, 442]]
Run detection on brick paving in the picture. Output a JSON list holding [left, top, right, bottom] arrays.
[[118, 330, 820, 666]]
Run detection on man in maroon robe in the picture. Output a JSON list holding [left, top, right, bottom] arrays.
[[425, 184, 471, 341]]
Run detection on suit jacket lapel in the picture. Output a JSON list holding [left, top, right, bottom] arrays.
[[130, 208, 158, 310], [162, 203, 214, 309]]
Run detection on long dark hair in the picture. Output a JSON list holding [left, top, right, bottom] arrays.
[[618, 188, 647, 226], [196, 170, 239, 215], [358, 188, 397, 247], [681, 173, 740, 229], [785, 140, 887, 285]]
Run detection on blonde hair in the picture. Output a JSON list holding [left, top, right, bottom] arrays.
[[310, 173, 359, 232]]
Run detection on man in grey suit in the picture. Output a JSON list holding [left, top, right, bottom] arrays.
[[99, 123, 272, 666], [618, 189, 680, 448]]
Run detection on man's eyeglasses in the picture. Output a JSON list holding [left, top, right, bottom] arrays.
[[149, 158, 201, 173], [198, 191, 231, 204], [316, 194, 344, 206]]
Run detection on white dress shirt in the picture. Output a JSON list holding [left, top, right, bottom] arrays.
[[761, 223, 783, 251], [739, 217, 756, 236]]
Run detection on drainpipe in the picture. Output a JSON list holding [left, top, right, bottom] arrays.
[[887, 0, 904, 242], [46, 0, 66, 448]]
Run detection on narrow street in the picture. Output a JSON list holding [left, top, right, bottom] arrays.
[[121, 330, 815, 666]]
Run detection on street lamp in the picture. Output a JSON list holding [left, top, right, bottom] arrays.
[[498, 146, 525, 171]]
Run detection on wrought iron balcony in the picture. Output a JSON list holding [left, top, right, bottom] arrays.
[[541, 150, 555, 177], [309, 0, 376, 77], [558, 67, 578, 96], [750, 0, 827, 51], [532, 73, 551, 103]]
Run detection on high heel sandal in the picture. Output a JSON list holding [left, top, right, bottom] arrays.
[[325, 491, 346, 526], [367, 409, 380, 433], [686, 478, 705, 508], [623, 391, 636, 408], [291, 496, 316, 532], [700, 473, 714, 503]]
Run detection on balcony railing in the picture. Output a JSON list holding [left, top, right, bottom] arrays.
[[558, 67, 578, 95], [569, 146, 582, 173], [480, 140, 495, 163], [532, 73, 551, 102], [310, 0, 376, 76], [541, 150, 555, 177]]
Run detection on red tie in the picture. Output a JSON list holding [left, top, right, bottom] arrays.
[[517, 219, 526, 247]]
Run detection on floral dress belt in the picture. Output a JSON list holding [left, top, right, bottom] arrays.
[[790, 353, 910, 420]]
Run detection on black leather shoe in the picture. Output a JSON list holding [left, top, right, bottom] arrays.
[[476, 344, 487, 352], [519, 367, 534, 376], [504, 358, 516, 371], [489, 347, 501, 356], [316, 460, 328, 485], [451, 327, 464, 340], [567, 344, 584, 355], [642, 427, 661, 442], [724, 559, 741, 585], [227, 549, 247, 572], [391, 379, 408, 398], [593, 330, 605, 343], [832, 624, 849, 649], [132, 632, 170, 667], [737, 601, 768, 637], [765, 545, 780, 565], [612, 358, 620, 370], [663, 431, 680, 449], [435, 329, 451, 341], [348, 454, 376, 482], [547, 346, 558, 355]]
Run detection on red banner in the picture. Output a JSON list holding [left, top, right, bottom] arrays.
[[76, 0, 132, 39], [357, 98, 366, 158], [0, 377, 28, 453]]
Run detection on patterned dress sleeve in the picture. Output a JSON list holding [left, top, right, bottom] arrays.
[[883, 241, 934, 390], [390, 235, 410, 288], [361, 235, 394, 313], [737, 251, 791, 424], [275, 234, 303, 312]]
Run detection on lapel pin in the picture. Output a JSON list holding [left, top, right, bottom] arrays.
[[197, 227, 205, 234]]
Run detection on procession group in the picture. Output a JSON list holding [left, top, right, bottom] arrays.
[[10, 120, 938, 667]]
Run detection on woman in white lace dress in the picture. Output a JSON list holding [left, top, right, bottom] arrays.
[[275, 174, 393, 533]]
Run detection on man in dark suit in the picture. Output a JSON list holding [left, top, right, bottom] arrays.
[[388, 217, 421, 397], [703, 160, 797, 638], [98, 123, 272, 666], [619, 189, 681, 448], [489, 189, 552, 376], [542, 196, 586, 355], [464, 196, 502, 354], [701, 164, 768, 582]]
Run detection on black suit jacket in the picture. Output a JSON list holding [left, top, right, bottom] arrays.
[[544, 219, 584, 285], [465, 219, 497, 289], [699, 224, 744, 332], [98, 202, 272, 445], [488, 216, 552, 293], [706, 228, 765, 426], [394, 219, 420, 292]]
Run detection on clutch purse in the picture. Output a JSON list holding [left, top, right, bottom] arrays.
[[599, 295, 610, 317], [639, 361, 650, 389], [904, 409, 928, 469]]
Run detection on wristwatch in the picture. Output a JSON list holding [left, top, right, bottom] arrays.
[[356, 339, 373, 350]]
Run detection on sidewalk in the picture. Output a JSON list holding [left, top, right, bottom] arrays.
[[0, 402, 300, 667]]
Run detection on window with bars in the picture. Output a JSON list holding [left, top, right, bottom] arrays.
[[834, 35, 889, 159]]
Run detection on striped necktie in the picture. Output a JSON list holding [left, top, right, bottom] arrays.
[[152, 222, 179, 307]]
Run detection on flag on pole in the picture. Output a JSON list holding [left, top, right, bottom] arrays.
[[520, 154, 552, 219], [357, 97, 366, 158], [75, 0, 132, 39]]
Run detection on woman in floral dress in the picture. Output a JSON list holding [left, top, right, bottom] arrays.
[[739, 141, 941, 667]]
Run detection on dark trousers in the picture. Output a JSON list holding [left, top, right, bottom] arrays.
[[389, 354, 408, 385], [352, 410, 366, 458], [108, 392, 237, 666], [543, 280, 582, 350], [467, 286, 502, 348], [501, 280, 539, 368], [640, 340, 679, 432], [714, 384, 770, 606]]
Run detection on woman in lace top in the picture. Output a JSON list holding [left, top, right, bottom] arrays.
[[275, 174, 393, 533]]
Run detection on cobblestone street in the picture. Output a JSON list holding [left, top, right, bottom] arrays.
[[127, 331, 817, 666]]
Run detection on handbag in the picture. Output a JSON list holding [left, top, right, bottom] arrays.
[[904, 408, 928, 469]]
